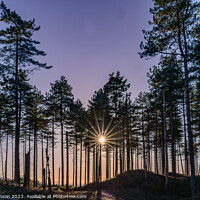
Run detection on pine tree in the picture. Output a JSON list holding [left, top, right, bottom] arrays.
[[0, 2, 52, 184], [104, 71, 130, 176], [139, 1, 200, 197], [49, 76, 73, 186]]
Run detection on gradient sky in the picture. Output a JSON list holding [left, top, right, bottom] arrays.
[[3, 0, 158, 107], [2, 0, 163, 184]]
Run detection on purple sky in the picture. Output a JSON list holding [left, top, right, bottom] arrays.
[[2, 0, 162, 183], [4, 0, 158, 107]]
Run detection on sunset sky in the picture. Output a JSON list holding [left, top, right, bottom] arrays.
[[2, 0, 159, 183], [4, 0, 158, 108]]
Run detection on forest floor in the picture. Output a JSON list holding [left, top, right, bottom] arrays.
[[79, 170, 200, 200], [0, 170, 199, 200]]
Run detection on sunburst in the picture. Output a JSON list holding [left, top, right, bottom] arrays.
[[80, 109, 126, 150]]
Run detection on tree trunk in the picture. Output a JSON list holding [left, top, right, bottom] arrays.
[[46, 147, 51, 192], [0, 117, 3, 180], [155, 108, 158, 173], [73, 146, 74, 186], [5, 133, 8, 182], [127, 120, 130, 171], [42, 134, 44, 187], [80, 137, 82, 187], [85, 145, 87, 185], [163, 92, 168, 191], [147, 110, 150, 171], [23, 152, 30, 189], [24, 129, 27, 178], [60, 105, 64, 186], [42, 168, 46, 189], [19, 91, 22, 175], [183, 97, 189, 175], [112, 146, 114, 178], [75, 132, 78, 188], [36, 123, 38, 188], [122, 125, 125, 172], [170, 94, 176, 176], [131, 147, 133, 170], [0, 138, 4, 180], [178, 19, 196, 199], [45, 150, 48, 189], [184, 58, 196, 198], [28, 126, 31, 183], [161, 107, 165, 175], [119, 146, 122, 174], [99, 145, 102, 182], [33, 120, 36, 187], [15, 36, 20, 185], [106, 148, 109, 179], [87, 146, 90, 184], [142, 105, 147, 185], [66, 131, 69, 189], [136, 137, 139, 169], [93, 147, 96, 182], [58, 167, 60, 186], [115, 145, 118, 176], [179, 145, 184, 175], [96, 146, 99, 182], [52, 116, 55, 186], [12, 136, 13, 180]]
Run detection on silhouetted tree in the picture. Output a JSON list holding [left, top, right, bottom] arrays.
[[49, 76, 73, 186], [140, 1, 199, 197], [0, 2, 52, 184]]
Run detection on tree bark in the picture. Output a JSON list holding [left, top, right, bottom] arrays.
[[183, 96, 189, 175], [5, 133, 8, 182], [147, 110, 150, 171], [161, 107, 165, 175], [142, 105, 147, 185], [23, 152, 30, 189], [99, 145, 102, 182], [12, 136, 13, 180], [52, 116, 55, 186], [96, 146, 99, 182], [15, 36, 20, 185], [75, 132, 78, 188], [155, 108, 158, 173], [112, 146, 114, 177], [178, 17, 196, 199], [33, 119, 36, 187], [42, 134, 44, 187], [163, 92, 168, 191], [119, 146, 122, 174], [127, 117, 130, 171], [170, 94, 176, 176], [115, 145, 118, 176], [66, 131, 69, 189], [85, 145, 87, 185], [60, 104, 64, 186], [106, 148, 109, 179], [87, 146, 90, 184], [80, 137, 82, 187], [184, 58, 196, 198], [93, 147, 96, 182]]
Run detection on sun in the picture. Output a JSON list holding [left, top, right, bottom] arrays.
[[99, 136, 105, 145], [79, 109, 124, 150]]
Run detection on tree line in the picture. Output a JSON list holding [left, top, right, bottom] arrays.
[[0, 1, 200, 199]]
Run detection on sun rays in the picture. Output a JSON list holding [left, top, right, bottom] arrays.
[[80, 110, 125, 150]]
